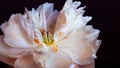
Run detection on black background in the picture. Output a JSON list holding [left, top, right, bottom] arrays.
[[0, 0, 120, 68]]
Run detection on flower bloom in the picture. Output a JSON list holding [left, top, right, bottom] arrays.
[[0, 0, 101, 68]]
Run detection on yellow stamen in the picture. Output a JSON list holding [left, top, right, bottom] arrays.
[[42, 31, 54, 45], [48, 32, 53, 44], [43, 32, 49, 44]]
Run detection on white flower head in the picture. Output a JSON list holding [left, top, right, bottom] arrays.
[[0, 0, 101, 68]]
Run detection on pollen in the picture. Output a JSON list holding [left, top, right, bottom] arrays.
[[52, 46, 58, 52], [34, 37, 40, 45]]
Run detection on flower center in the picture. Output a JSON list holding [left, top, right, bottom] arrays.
[[34, 31, 58, 52], [42, 32, 54, 45]]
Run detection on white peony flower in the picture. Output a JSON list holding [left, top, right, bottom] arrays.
[[0, 0, 101, 68]]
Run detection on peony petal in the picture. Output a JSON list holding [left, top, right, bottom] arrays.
[[24, 8, 44, 42], [58, 27, 100, 65], [54, 11, 66, 32], [14, 55, 38, 68], [45, 52, 73, 68], [54, 0, 92, 40], [3, 14, 35, 48], [37, 3, 56, 32], [47, 10, 59, 32], [0, 35, 34, 58], [0, 54, 16, 66], [33, 49, 75, 68]]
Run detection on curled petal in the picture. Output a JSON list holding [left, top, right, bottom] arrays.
[[14, 55, 38, 68]]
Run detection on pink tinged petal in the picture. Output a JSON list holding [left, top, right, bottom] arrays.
[[58, 27, 100, 65], [0, 54, 16, 66], [0, 35, 34, 58], [3, 14, 35, 48], [54, 11, 66, 32], [14, 55, 38, 68]]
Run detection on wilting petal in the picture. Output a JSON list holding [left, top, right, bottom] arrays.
[[0, 54, 16, 66], [0, 35, 34, 58], [3, 14, 35, 48], [14, 55, 38, 68], [58, 27, 100, 65]]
